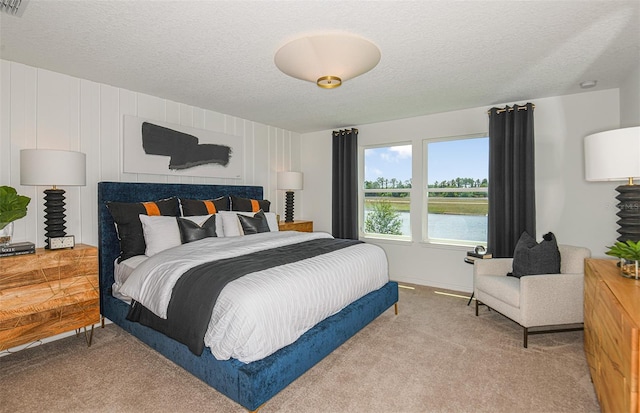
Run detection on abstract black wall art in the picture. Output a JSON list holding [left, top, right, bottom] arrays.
[[123, 115, 243, 179]]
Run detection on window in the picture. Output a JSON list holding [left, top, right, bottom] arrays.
[[425, 136, 489, 245], [362, 144, 412, 239]]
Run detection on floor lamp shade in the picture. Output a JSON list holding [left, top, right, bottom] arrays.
[[277, 171, 303, 222], [585, 126, 640, 242], [20, 149, 87, 248]]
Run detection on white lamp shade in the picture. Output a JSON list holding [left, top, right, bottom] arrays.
[[274, 34, 381, 86], [20, 149, 87, 186], [277, 171, 303, 190], [585, 126, 640, 182]]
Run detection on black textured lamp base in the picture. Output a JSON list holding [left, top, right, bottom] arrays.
[[616, 184, 640, 242], [43, 188, 67, 249], [284, 191, 295, 223]]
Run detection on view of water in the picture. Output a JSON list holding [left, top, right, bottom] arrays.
[[368, 211, 487, 243]]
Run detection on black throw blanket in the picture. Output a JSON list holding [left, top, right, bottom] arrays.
[[127, 237, 362, 355]]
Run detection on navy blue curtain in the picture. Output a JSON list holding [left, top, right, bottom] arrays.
[[332, 129, 358, 239], [487, 103, 536, 258]]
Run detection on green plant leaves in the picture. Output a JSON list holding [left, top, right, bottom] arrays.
[[605, 239, 640, 261], [0, 186, 31, 227]]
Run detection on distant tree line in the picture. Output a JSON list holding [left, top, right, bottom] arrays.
[[364, 177, 411, 198], [429, 177, 488, 198], [364, 177, 412, 190], [430, 177, 488, 189], [364, 177, 488, 198]]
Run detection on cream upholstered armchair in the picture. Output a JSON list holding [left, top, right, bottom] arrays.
[[473, 245, 591, 347]]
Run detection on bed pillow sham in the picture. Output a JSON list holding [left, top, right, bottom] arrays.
[[177, 215, 217, 243], [218, 210, 279, 237], [230, 195, 271, 212], [139, 215, 182, 256], [237, 210, 271, 235], [180, 197, 229, 216], [140, 214, 221, 256], [106, 197, 180, 262]]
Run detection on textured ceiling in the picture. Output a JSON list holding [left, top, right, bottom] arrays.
[[1, 1, 639, 133]]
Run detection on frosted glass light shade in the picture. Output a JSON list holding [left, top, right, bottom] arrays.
[[20, 149, 86, 186], [274, 34, 381, 89], [585, 126, 640, 182], [277, 171, 303, 190]]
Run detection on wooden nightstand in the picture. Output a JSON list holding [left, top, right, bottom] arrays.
[[278, 220, 313, 232], [0, 244, 100, 351]]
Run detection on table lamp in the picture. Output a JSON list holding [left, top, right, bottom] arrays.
[[585, 126, 640, 242], [20, 149, 86, 249], [277, 171, 303, 222]]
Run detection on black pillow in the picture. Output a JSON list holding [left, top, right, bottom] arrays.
[[509, 231, 561, 278], [237, 210, 271, 235], [106, 197, 180, 262], [180, 197, 229, 216], [177, 215, 217, 244], [231, 195, 270, 212]]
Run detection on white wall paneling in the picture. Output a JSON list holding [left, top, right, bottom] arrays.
[[0, 59, 300, 248]]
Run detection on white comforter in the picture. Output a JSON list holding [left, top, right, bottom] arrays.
[[119, 231, 389, 363]]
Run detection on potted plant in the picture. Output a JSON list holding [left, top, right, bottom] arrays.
[[0, 185, 31, 246], [605, 239, 640, 279]]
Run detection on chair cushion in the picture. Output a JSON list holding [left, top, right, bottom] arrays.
[[510, 232, 561, 278], [475, 274, 521, 308]]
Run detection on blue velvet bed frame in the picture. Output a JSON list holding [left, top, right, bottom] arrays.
[[97, 181, 399, 411]]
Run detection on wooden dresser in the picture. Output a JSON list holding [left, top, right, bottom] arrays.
[[584, 258, 640, 413], [0, 244, 99, 351], [278, 220, 313, 232]]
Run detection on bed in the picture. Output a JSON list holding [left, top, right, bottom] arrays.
[[98, 181, 399, 411]]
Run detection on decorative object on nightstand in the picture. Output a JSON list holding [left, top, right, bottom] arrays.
[[20, 149, 86, 249], [605, 239, 640, 279], [277, 171, 303, 222], [0, 244, 99, 350], [585, 126, 640, 242], [0, 185, 31, 246], [278, 220, 313, 233], [0, 241, 35, 257]]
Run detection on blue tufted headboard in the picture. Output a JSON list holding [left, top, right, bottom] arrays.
[[97, 181, 263, 316]]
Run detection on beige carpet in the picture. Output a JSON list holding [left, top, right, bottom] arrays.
[[0, 284, 599, 413]]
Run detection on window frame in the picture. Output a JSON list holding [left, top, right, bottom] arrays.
[[423, 133, 489, 247], [359, 142, 413, 241]]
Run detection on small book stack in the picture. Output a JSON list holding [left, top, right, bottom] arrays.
[[0, 241, 36, 258]]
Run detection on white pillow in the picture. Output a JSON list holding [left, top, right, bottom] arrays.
[[218, 210, 279, 237], [139, 215, 181, 256], [140, 214, 222, 256]]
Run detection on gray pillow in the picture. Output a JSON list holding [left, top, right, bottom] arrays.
[[177, 215, 217, 244], [237, 210, 271, 235], [509, 232, 561, 278]]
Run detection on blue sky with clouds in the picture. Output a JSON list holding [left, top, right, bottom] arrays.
[[364, 138, 489, 185]]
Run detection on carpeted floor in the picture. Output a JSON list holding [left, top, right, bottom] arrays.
[[0, 284, 599, 413]]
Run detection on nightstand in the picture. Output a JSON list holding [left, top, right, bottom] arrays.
[[0, 244, 100, 351], [278, 220, 313, 232]]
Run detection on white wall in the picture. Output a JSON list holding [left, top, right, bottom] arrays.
[[0, 60, 301, 248], [620, 61, 640, 127], [301, 89, 621, 292]]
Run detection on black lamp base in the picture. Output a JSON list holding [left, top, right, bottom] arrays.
[[284, 190, 295, 222], [615, 184, 640, 242], [43, 188, 67, 249]]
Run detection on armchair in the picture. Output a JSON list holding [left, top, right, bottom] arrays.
[[473, 245, 591, 347]]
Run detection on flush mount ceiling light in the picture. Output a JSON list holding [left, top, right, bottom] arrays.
[[274, 34, 381, 89]]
